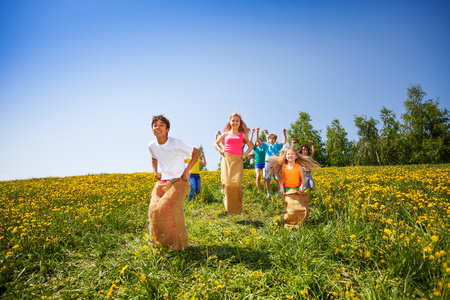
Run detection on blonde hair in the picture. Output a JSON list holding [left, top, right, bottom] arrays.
[[268, 147, 320, 183], [223, 112, 249, 134]]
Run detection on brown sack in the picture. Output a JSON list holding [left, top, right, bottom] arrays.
[[220, 153, 243, 214], [148, 178, 189, 251], [282, 188, 309, 229]]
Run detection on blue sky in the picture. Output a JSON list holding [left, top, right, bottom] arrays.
[[1, 0, 449, 181]]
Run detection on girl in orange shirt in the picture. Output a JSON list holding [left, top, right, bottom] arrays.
[[268, 147, 319, 193], [268, 147, 320, 228]]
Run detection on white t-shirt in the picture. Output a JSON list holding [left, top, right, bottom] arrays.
[[148, 137, 194, 180]]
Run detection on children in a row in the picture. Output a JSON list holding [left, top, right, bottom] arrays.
[[147, 113, 319, 251]]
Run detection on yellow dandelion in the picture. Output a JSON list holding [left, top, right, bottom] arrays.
[[12, 245, 19, 250], [350, 235, 356, 239], [423, 247, 432, 253], [120, 265, 128, 274], [383, 229, 392, 235], [140, 274, 146, 282], [431, 235, 439, 242], [300, 290, 308, 296]]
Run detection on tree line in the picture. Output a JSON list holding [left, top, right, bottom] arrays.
[[288, 85, 449, 167]]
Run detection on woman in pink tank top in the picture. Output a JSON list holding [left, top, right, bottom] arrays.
[[214, 113, 254, 214]]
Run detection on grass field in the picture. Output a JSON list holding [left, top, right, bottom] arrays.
[[1, 164, 449, 299]]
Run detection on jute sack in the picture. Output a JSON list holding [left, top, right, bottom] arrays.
[[148, 178, 189, 251], [220, 153, 243, 214], [282, 188, 310, 229]]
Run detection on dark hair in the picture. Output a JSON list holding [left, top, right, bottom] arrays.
[[301, 144, 310, 155], [151, 115, 170, 129]]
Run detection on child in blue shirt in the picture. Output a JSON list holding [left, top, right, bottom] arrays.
[[257, 128, 287, 198]]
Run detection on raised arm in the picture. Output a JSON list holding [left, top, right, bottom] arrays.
[[309, 140, 315, 158], [281, 128, 287, 146], [255, 127, 262, 144], [199, 153, 206, 166], [183, 148, 200, 181], [249, 128, 255, 143]]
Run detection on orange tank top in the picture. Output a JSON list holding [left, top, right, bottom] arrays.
[[284, 163, 301, 187]]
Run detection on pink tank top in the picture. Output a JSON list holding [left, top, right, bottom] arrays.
[[224, 132, 243, 156]]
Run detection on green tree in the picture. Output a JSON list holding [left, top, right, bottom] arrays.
[[401, 85, 450, 163], [353, 115, 380, 165], [198, 145, 207, 170], [325, 119, 353, 166], [378, 107, 402, 165], [288, 111, 326, 164]]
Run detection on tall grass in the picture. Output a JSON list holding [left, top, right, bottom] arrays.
[[1, 165, 449, 299]]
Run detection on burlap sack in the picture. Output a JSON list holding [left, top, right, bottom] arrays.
[[220, 153, 244, 214], [148, 178, 189, 251], [282, 188, 310, 229]]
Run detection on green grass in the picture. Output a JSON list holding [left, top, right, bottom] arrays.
[[1, 165, 450, 299]]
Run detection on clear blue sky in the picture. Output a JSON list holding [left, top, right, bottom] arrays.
[[1, 0, 449, 181]]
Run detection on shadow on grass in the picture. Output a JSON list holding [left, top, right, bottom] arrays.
[[172, 244, 273, 271], [235, 219, 265, 228]]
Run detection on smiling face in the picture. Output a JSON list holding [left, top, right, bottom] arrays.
[[286, 149, 297, 162], [229, 115, 241, 131], [152, 119, 170, 142], [301, 146, 309, 155]]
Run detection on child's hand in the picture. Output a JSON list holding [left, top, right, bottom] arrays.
[[181, 170, 189, 181], [283, 128, 287, 134], [155, 173, 162, 180], [252, 128, 255, 133]]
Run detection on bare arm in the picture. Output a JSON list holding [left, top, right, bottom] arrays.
[[299, 165, 305, 192], [281, 128, 287, 146], [242, 133, 254, 159], [214, 133, 226, 155], [249, 128, 255, 143], [309, 140, 315, 158], [199, 153, 206, 166], [152, 158, 161, 180], [182, 148, 200, 181]]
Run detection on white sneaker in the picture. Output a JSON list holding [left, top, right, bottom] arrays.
[[266, 192, 270, 198]]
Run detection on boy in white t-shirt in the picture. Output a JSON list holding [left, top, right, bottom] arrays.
[[148, 115, 199, 251]]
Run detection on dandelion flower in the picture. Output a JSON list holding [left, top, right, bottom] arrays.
[[120, 265, 128, 274], [431, 235, 439, 242], [424, 246, 432, 253], [12, 245, 19, 250]]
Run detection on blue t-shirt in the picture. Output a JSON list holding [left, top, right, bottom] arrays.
[[261, 142, 283, 161]]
